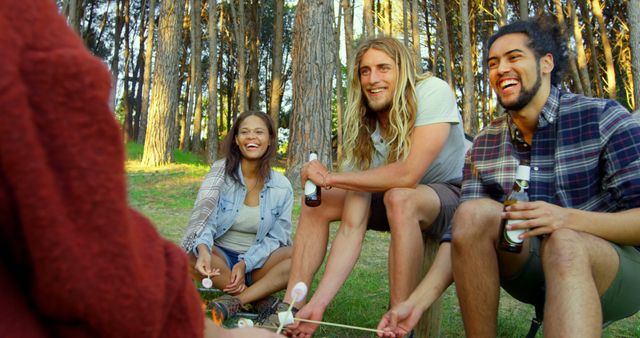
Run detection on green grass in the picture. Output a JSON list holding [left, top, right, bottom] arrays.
[[125, 143, 640, 337]]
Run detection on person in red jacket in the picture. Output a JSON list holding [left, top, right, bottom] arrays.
[[0, 1, 279, 337]]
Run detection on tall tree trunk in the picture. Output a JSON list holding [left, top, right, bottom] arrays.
[[133, 0, 148, 141], [592, 0, 616, 99], [577, 0, 603, 97], [288, 0, 335, 187], [269, 0, 285, 133], [403, 0, 410, 45], [629, 0, 640, 110], [383, 0, 392, 35], [190, 0, 204, 153], [247, 1, 260, 110], [138, 0, 156, 144], [229, 0, 248, 113], [495, 0, 507, 26], [569, 0, 591, 96], [461, 0, 477, 135], [122, 0, 133, 142], [207, 0, 220, 163], [335, 3, 344, 162], [553, 0, 583, 93], [411, 0, 421, 71], [363, 0, 374, 37], [67, 0, 81, 33], [519, 0, 528, 18], [342, 0, 354, 66], [437, 0, 453, 88], [142, 0, 185, 166], [111, 0, 124, 110]]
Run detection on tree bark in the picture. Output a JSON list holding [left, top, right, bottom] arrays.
[[437, 0, 453, 89], [142, 0, 185, 166], [335, 3, 344, 162], [288, 0, 335, 187], [568, 0, 591, 96], [138, 0, 156, 144], [577, 0, 603, 97], [269, 0, 285, 133], [363, 0, 374, 37], [229, 0, 248, 113], [207, 0, 220, 163], [553, 0, 583, 93], [189, 0, 204, 153], [342, 0, 354, 66], [519, 0, 528, 19], [591, 0, 616, 99], [460, 0, 477, 135], [411, 0, 421, 71]]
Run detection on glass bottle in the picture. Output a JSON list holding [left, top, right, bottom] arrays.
[[304, 151, 321, 207], [498, 164, 531, 253]]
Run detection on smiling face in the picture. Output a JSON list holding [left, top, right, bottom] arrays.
[[487, 33, 548, 111], [235, 115, 270, 161], [359, 48, 398, 114]]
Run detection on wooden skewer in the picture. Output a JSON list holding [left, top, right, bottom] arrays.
[[293, 318, 383, 334]]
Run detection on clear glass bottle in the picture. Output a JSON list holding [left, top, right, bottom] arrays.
[[498, 164, 531, 253], [304, 151, 321, 207]]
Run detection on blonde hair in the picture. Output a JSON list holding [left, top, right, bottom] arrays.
[[342, 36, 430, 170]]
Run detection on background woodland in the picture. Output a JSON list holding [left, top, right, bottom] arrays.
[[57, 0, 640, 186]]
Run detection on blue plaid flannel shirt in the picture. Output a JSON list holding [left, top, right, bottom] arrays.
[[447, 87, 640, 249]]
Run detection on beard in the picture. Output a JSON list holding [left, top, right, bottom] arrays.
[[366, 99, 391, 113], [498, 67, 542, 111]]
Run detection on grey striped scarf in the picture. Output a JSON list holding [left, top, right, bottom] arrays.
[[180, 160, 226, 253]]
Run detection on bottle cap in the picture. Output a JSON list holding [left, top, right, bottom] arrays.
[[515, 165, 531, 181]]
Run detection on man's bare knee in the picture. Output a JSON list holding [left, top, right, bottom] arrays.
[[542, 228, 587, 276], [452, 199, 502, 244]]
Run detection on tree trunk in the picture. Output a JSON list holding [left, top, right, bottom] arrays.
[[496, 0, 507, 26], [133, 0, 148, 142], [342, 0, 354, 66], [288, 0, 335, 188], [383, 0, 392, 35], [519, 0, 528, 18], [142, 0, 185, 166], [111, 0, 124, 110], [629, 0, 640, 110], [229, 0, 248, 113], [403, 0, 410, 45], [577, 0, 603, 97], [437, 0, 453, 89], [568, 0, 591, 96], [592, 0, 616, 99], [247, 1, 260, 110], [460, 0, 477, 135], [207, 0, 220, 163], [553, 0, 583, 93], [335, 3, 344, 162], [190, 0, 204, 153], [363, 0, 374, 37], [122, 0, 133, 142], [411, 0, 421, 71], [138, 0, 156, 144], [269, 0, 285, 133]]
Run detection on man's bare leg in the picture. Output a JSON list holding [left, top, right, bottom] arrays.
[[386, 186, 441, 306], [452, 199, 508, 337], [541, 229, 618, 337], [284, 188, 346, 307]]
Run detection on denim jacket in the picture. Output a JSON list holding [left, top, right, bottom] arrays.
[[193, 164, 293, 272]]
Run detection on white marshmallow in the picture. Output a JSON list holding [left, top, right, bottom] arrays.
[[201, 277, 213, 289], [237, 318, 254, 328], [278, 311, 295, 326], [291, 282, 308, 302]]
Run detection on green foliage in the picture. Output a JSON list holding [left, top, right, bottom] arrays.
[[125, 145, 640, 337]]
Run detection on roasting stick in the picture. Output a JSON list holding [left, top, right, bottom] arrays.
[[276, 282, 307, 334], [292, 318, 384, 334]]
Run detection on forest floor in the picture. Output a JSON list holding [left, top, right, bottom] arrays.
[[125, 143, 640, 337]]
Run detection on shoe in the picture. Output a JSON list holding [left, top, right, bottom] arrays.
[[251, 295, 279, 314], [255, 298, 298, 327], [208, 295, 242, 321]]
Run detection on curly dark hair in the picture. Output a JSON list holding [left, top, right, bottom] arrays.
[[486, 15, 568, 86], [222, 111, 277, 184]]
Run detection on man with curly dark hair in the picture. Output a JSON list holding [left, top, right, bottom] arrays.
[[451, 16, 640, 337]]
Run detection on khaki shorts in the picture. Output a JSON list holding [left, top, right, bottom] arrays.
[[366, 182, 461, 239], [501, 236, 640, 324]]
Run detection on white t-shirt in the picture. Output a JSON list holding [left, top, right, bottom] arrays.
[[369, 76, 468, 184]]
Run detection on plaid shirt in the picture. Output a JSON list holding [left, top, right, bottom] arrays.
[[458, 87, 640, 249]]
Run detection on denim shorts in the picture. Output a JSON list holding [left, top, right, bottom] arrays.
[[213, 245, 253, 286]]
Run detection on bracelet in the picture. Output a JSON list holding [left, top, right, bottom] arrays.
[[318, 171, 332, 190]]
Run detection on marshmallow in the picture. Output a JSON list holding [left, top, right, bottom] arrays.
[[278, 311, 295, 326], [201, 277, 213, 289], [291, 282, 308, 302], [237, 318, 254, 328]]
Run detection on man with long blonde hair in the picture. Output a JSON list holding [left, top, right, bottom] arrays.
[[260, 36, 468, 337]]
